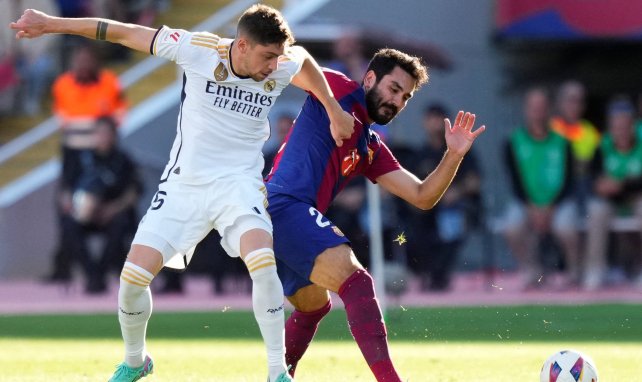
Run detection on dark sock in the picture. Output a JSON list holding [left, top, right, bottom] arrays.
[[284, 300, 332, 376], [338, 269, 401, 382]]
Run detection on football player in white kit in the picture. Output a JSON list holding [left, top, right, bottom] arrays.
[[11, 5, 354, 382]]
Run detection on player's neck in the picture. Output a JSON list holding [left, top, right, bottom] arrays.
[[229, 41, 250, 79]]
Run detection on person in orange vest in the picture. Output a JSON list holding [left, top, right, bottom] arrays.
[[551, 80, 600, 215]]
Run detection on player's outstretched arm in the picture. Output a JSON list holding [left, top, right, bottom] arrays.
[[10, 9, 156, 54], [378, 111, 485, 210], [290, 48, 354, 147]]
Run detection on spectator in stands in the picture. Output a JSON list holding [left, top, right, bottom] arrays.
[[398, 104, 481, 291], [45, 47, 126, 283], [503, 87, 581, 289], [327, 31, 368, 82], [10, 0, 61, 115], [53, 41, 126, 195], [59, 116, 141, 293], [551, 80, 601, 214], [585, 97, 642, 290]]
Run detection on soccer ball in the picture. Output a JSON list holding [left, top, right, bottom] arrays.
[[540, 349, 599, 382]]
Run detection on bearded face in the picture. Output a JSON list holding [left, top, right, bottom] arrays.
[[365, 81, 400, 125]]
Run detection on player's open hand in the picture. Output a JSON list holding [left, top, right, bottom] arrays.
[[10, 9, 50, 39], [444, 111, 485, 157], [328, 108, 355, 147]]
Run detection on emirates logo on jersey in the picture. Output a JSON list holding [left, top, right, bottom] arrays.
[[264, 79, 276, 92], [214, 62, 228, 81], [341, 149, 361, 177]]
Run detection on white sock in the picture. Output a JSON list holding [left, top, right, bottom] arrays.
[[244, 248, 287, 380], [118, 261, 154, 367]]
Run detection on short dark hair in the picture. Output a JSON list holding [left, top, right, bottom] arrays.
[[366, 48, 429, 89], [237, 4, 294, 46]]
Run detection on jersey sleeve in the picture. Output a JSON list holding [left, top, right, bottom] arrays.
[[364, 139, 402, 183], [150, 26, 221, 71], [277, 45, 306, 80]]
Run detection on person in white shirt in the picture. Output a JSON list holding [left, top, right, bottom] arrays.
[[11, 5, 354, 382]]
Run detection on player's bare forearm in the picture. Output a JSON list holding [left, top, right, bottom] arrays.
[[416, 150, 464, 209], [291, 52, 335, 109], [291, 50, 354, 146], [378, 151, 463, 211], [10, 9, 155, 53], [379, 111, 484, 210]]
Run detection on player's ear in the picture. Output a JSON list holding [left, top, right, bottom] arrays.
[[237, 36, 249, 53], [363, 70, 376, 90]]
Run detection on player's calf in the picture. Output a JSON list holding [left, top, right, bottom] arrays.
[[244, 248, 288, 381], [338, 269, 402, 382], [285, 298, 332, 376]]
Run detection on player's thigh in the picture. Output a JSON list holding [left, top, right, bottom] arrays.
[[268, 194, 350, 288], [211, 177, 273, 258], [287, 284, 331, 312], [134, 181, 212, 264], [309, 244, 363, 292]]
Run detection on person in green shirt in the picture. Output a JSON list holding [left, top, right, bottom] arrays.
[[503, 87, 580, 290], [585, 97, 642, 290]]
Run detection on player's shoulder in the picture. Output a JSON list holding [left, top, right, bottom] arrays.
[[189, 31, 223, 48], [155, 26, 227, 55], [185, 31, 229, 57], [270, 45, 306, 78], [322, 68, 361, 99], [280, 45, 306, 62]]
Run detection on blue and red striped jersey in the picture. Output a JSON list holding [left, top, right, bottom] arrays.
[[265, 69, 401, 213]]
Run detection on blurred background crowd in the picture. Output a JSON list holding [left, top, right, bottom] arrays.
[[2, 0, 642, 299]]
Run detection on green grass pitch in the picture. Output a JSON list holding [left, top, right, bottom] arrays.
[[1, 304, 640, 381]]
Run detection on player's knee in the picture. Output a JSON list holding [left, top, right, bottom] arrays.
[[315, 245, 363, 282], [125, 244, 164, 275], [289, 285, 331, 312]]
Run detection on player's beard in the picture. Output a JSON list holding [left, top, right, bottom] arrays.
[[365, 84, 398, 125]]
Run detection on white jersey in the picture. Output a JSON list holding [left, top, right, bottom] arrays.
[[151, 26, 305, 184]]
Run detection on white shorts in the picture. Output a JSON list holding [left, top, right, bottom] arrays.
[[132, 176, 272, 268]]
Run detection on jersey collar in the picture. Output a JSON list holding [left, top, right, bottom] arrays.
[[228, 41, 251, 80]]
